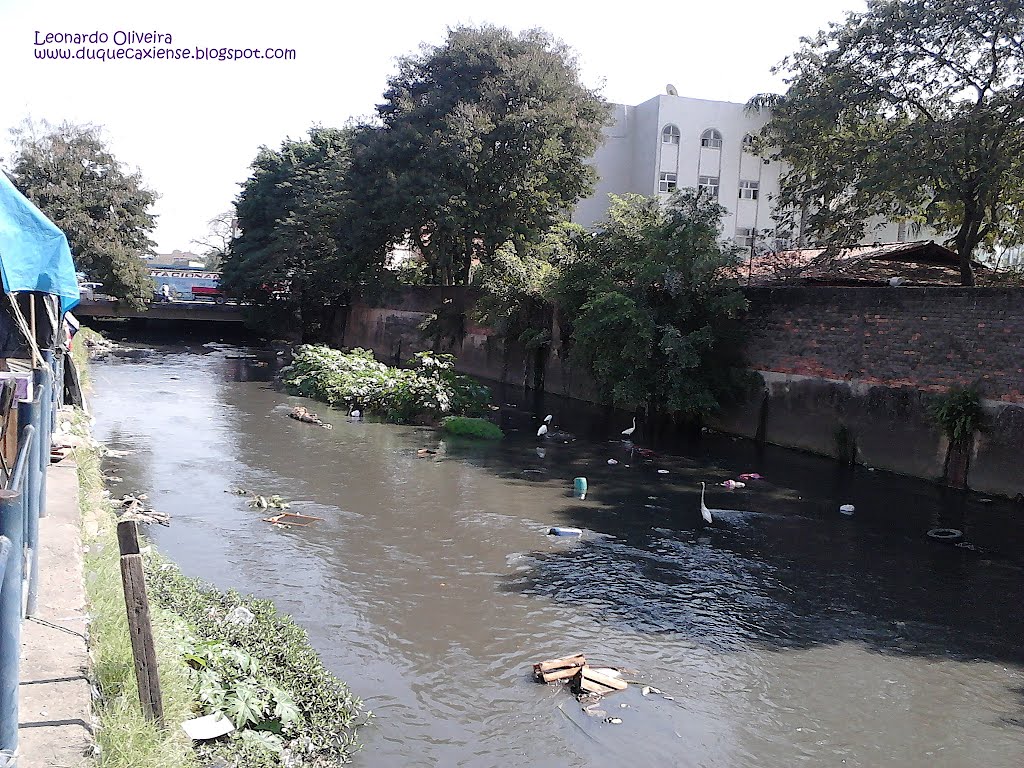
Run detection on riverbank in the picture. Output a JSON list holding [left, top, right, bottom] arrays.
[[74, 332, 367, 767], [340, 285, 1024, 498]]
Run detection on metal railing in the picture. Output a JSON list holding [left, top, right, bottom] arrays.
[[0, 346, 64, 765]]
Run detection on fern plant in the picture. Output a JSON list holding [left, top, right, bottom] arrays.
[[930, 386, 985, 443]]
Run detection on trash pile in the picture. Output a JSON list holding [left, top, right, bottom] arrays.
[[533, 653, 626, 696], [288, 406, 333, 429], [227, 488, 323, 527], [112, 493, 170, 526]]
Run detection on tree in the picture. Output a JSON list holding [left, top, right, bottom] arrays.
[[220, 126, 389, 340], [749, 0, 1024, 285], [554, 191, 750, 423], [364, 25, 607, 285], [8, 120, 156, 307], [191, 210, 236, 271]]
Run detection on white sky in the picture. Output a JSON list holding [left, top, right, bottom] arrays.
[[0, 0, 866, 253]]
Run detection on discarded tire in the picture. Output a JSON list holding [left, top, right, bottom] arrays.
[[927, 528, 963, 542]]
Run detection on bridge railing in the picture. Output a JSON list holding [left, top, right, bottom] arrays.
[[0, 347, 62, 766]]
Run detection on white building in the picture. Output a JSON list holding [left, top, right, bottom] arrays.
[[573, 89, 907, 250]]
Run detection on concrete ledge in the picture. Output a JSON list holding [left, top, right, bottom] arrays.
[[18, 460, 92, 767]]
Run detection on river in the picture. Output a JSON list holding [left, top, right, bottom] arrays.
[[87, 337, 1024, 767]]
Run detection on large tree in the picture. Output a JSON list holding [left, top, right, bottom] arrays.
[[554, 191, 750, 424], [749, 0, 1024, 285], [8, 120, 156, 307], [365, 24, 607, 285], [221, 126, 389, 340]]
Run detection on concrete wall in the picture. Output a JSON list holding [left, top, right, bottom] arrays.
[[342, 285, 1024, 498]]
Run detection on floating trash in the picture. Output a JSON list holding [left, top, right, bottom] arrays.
[[738, 473, 764, 481], [574, 477, 588, 499], [548, 526, 583, 537], [839, 504, 856, 515], [657, 469, 669, 474], [607, 459, 618, 465], [721, 480, 746, 489], [927, 527, 963, 542]]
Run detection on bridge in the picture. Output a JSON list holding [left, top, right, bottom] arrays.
[[74, 299, 246, 324]]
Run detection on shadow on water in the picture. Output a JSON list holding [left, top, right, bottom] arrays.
[[435, 384, 1024, 665]]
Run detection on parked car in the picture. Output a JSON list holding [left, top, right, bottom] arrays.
[[190, 285, 227, 304]]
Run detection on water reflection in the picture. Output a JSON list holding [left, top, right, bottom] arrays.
[[88, 339, 1024, 768]]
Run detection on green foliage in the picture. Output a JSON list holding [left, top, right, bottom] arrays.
[[8, 119, 156, 308], [553, 190, 749, 421], [281, 345, 491, 422], [221, 126, 389, 340], [750, 0, 1024, 285], [470, 222, 581, 349], [146, 562, 366, 767], [930, 386, 986, 443], [356, 25, 608, 285], [440, 416, 504, 440]]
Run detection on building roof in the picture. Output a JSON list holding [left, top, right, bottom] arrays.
[[733, 240, 976, 286]]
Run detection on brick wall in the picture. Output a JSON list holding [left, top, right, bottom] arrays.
[[743, 287, 1024, 404]]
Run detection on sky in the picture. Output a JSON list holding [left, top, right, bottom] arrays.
[[0, 0, 866, 254]]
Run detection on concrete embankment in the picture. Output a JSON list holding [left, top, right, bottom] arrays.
[[339, 285, 1024, 498]]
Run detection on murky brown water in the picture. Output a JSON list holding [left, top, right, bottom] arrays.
[[88, 339, 1024, 767]]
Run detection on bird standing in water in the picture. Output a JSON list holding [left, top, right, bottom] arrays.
[[621, 417, 637, 438], [699, 482, 714, 525], [537, 424, 548, 438]]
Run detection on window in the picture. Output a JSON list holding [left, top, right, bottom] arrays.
[[735, 227, 755, 247], [698, 175, 719, 198], [700, 128, 723, 148], [659, 172, 677, 192], [662, 125, 680, 144], [739, 180, 759, 200]]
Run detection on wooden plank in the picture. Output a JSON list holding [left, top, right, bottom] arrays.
[[572, 665, 628, 695], [534, 654, 586, 673], [539, 665, 584, 683], [117, 520, 164, 725]]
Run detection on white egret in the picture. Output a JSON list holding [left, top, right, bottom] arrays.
[[537, 424, 548, 438], [544, 414, 553, 424], [621, 417, 637, 438], [699, 482, 714, 525]]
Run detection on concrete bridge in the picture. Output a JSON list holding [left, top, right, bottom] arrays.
[[74, 299, 246, 324]]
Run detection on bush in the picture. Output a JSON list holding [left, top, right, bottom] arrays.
[[280, 345, 491, 422], [440, 416, 504, 440], [146, 563, 366, 767], [930, 386, 986, 443]]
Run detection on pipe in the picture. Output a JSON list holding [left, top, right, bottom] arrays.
[[0, 489, 24, 758]]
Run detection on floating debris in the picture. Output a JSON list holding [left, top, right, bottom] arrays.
[[247, 494, 290, 511], [657, 469, 669, 474], [288, 406, 333, 429], [839, 504, 856, 515], [548, 526, 583, 537], [263, 512, 323, 527], [112, 494, 169, 526], [102, 447, 131, 458], [417, 448, 438, 457], [607, 459, 618, 465], [721, 480, 746, 490], [738, 473, 764, 481]]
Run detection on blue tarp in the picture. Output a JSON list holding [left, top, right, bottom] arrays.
[[0, 170, 80, 314]]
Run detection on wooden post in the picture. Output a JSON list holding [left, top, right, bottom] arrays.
[[116, 520, 164, 725]]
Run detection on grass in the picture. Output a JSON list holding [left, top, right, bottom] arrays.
[[75, 411, 199, 768], [440, 416, 504, 440]]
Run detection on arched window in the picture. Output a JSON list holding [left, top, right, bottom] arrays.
[[662, 124, 681, 145], [700, 129, 723, 149]]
